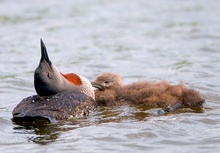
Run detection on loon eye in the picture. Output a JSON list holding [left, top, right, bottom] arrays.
[[104, 80, 109, 84]]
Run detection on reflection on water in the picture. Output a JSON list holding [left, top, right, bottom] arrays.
[[12, 119, 80, 145], [11, 105, 205, 146], [14, 124, 61, 145], [0, 0, 220, 152]]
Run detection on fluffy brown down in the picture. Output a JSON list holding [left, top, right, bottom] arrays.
[[93, 73, 205, 110]]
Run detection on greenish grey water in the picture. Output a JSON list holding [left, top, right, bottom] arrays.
[[0, 0, 220, 152]]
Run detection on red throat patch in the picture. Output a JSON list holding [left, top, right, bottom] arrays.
[[61, 73, 82, 86]]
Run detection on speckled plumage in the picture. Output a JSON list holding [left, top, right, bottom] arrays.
[[12, 91, 97, 122]]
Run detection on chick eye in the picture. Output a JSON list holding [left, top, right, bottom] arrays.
[[47, 73, 50, 78], [104, 80, 109, 84]]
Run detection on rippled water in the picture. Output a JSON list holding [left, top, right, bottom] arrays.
[[1, 0, 220, 152]]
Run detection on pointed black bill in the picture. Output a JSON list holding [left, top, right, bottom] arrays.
[[40, 39, 51, 64]]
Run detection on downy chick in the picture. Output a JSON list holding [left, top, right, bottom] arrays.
[[92, 73, 205, 112]]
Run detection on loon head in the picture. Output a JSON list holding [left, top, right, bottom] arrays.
[[34, 39, 63, 96], [34, 39, 94, 99]]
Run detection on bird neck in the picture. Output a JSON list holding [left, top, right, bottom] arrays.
[[61, 73, 95, 99], [61, 73, 82, 86], [78, 75, 95, 99]]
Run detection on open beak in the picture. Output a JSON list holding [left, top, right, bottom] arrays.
[[91, 82, 105, 90], [40, 39, 52, 65]]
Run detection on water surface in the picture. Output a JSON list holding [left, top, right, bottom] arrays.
[[0, 0, 220, 152]]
